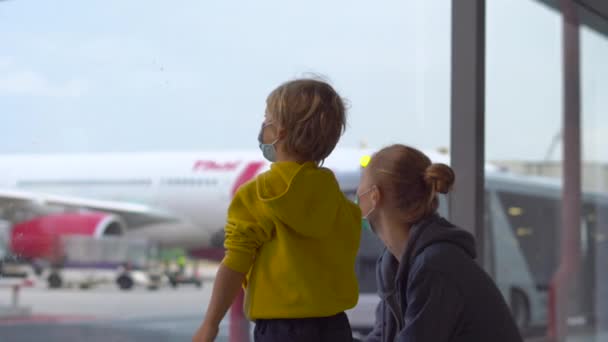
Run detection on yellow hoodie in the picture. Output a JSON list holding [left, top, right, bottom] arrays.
[[222, 161, 362, 319]]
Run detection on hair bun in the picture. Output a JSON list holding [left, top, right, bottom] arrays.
[[424, 163, 455, 194]]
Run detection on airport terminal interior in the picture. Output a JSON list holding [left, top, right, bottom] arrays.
[[1, 0, 607, 341]]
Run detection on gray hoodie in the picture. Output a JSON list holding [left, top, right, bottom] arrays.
[[364, 214, 523, 342]]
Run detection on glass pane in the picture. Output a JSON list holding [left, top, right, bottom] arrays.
[[486, 0, 563, 337], [0, 0, 452, 340]]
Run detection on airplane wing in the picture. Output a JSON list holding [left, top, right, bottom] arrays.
[[0, 189, 180, 228]]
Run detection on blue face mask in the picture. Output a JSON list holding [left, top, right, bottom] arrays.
[[362, 217, 375, 234], [357, 187, 377, 233], [258, 122, 279, 162]]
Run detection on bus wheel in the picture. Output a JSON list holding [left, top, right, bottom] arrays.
[[510, 289, 530, 331]]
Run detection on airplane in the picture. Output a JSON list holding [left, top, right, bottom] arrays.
[[0, 148, 380, 261]]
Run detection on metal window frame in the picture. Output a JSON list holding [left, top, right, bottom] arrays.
[[449, 0, 486, 263], [534, 0, 608, 37], [575, 0, 608, 20]]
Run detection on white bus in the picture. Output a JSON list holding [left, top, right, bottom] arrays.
[[346, 171, 608, 337]]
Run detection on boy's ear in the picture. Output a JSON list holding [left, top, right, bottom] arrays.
[[276, 126, 288, 140]]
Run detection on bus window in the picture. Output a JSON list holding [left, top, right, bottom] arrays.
[[496, 191, 560, 290]]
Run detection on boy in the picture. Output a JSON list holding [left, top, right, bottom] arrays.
[[194, 78, 362, 342]]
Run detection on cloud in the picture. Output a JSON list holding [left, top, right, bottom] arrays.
[[0, 70, 87, 98], [0, 56, 15, 69]]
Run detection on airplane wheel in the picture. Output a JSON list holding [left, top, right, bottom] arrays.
[[168, 275, 178, 289], [48, 273, 63, 289], [117, 275, 134, 290]]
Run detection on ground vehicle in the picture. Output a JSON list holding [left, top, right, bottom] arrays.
[[166, 269, 202, 289], [41, 235, 163, 290]]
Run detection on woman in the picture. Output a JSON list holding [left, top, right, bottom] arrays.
[[358, 144, 522, 342]]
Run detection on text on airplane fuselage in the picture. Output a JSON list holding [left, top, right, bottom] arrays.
[[192, 160, 241, 172]]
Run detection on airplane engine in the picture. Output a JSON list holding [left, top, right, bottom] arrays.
[[9, 212, 125, 261]]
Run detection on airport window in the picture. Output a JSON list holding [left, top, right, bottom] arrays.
[[579, 3, 608, 335], [484, 2, 608, 338], [4, 0, 607, 341], [486, 0, 564, 333], [1, 1, 452, 340]]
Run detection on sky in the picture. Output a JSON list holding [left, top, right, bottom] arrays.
[[0, 0, 607, 162]]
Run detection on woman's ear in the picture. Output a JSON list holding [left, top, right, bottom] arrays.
[[371, 185, 381, 207]]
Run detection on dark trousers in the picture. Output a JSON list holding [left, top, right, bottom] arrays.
[[254, 312, 352, 342]]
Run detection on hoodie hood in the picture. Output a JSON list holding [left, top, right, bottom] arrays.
[[407, 214, 476, 262], [256, 161, 358, 239], [377, 214, 477, 297]]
